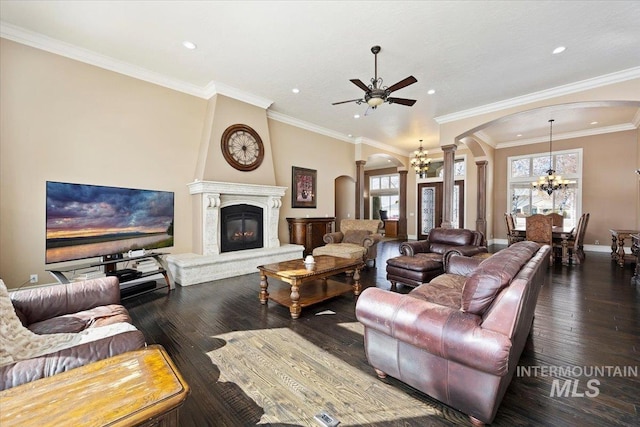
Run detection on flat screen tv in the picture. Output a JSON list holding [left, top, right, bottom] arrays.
[[46, 181, 174, 264]]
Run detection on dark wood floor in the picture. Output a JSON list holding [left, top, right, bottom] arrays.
[[124, 241, 639, 426]]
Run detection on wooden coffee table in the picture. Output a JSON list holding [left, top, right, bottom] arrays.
[[258, 255, 364, 319], [0, 345, 189, 427]]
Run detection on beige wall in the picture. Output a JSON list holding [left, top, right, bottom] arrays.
[[0, 39, 206, 287], [268, 119, 356, 243], [493, 130, 639, 246], [2, 37, 639, 287]]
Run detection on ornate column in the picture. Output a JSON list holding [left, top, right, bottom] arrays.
[[355, 160, 366, 219], [441, 144, 457, 229], [475, 160, 488, 239], [398, 169, 408, 239]]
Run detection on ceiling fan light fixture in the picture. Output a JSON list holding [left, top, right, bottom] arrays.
[[367, 96, 384, 107]]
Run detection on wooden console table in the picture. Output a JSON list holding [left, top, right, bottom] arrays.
[[609, 229, 640, 268], [287, 217, 335, 256], [0, 345, 189, 427]]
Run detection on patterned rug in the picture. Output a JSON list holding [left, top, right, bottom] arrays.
[[207, 322, 467, 426]]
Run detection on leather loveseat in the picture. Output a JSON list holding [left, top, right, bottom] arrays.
[[356, 241, 551, 425], [1, 277, 146, 390], [386, 227, 487, 288]]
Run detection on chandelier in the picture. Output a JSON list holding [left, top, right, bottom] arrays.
[[532, 119, 571, 195], [410, 140, 431, 178]]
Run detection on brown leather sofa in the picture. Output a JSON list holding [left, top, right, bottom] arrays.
[[386, 227, 487, 288], [356, 241, 551, 425], [1, 277, 146, 390]]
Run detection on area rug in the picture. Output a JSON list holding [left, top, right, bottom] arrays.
[[207, 322, 467, 426]]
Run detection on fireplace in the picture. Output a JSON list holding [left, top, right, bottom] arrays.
[[166, 181, 304, 286], [221, 204, 263, 253]]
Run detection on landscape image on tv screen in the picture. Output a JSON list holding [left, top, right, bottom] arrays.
[[46, 181, 174, 264]]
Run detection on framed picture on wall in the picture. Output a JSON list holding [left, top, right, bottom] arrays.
[[291, 166, 317, 208]]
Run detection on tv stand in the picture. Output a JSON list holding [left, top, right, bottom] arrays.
[[47, 252, 172, 298]]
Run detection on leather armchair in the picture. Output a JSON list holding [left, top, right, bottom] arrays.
[[357, 241, 551, 425], [386, 228, 487, 288]]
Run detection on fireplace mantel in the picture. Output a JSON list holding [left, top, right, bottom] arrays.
[[167, 180, 303, 286]]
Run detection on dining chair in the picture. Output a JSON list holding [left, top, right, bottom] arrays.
[[546, 212, 563, 227], [504, 213, 522, 246], [569, 213, 590, 264], [526, 214, 554, 265]]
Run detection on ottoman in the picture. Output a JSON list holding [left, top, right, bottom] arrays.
[[312, 244, 365, 261], [386, 254, 444, 290]]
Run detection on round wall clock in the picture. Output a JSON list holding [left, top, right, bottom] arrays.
[[220, 124, 265, 171]]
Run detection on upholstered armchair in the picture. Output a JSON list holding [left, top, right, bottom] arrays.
[[312, 219, 383, 267]]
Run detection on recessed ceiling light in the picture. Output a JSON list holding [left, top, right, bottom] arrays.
[[354, 114, 360, 119], [552, 46, 566, 54], [590, 121, 598, 125], [517, 134, 522, 137], [427, 89, 436, 95], [182, 41, 197, 50], [347, 134, 353, 138], [292, 88, 300, 94]]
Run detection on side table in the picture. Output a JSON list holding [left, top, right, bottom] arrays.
[[0, 345, 189, 427], [609, 229, 640, 268]]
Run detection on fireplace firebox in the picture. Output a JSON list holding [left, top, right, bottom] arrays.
[[220, 204, 263, 253]]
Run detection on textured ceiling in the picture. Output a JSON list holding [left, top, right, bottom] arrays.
[[1, 1, 639, 155]]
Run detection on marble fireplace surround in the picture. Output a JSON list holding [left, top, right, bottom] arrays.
[[167, 181, 303, 286]]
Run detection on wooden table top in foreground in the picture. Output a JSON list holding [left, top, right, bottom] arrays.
[[258, 255, 362, 279], [0, 345, 189, 427]]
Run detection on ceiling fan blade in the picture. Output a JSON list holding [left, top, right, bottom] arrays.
[[350, 79, 370, 92], [386, 76, 417, 93], [387, 97, 417, 106], [332, 98, 363, 105]]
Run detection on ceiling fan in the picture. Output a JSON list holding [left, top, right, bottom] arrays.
[[332, 45, 417, 110]]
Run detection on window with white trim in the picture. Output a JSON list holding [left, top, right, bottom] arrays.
[[508, 149, 582, 229], [370, 174, 399, 219]]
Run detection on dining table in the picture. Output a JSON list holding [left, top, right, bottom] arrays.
[[513, 225, 575, 265]]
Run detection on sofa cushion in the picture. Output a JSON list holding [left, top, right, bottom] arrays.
[[27, 304, 132, 334], [342, 229, 371, 245], [461, 241, 541, 315], [409, 274, 466, 309]]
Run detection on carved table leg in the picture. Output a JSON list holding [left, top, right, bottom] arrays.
[[611, 234, 618, 261], [352, 267, 362, 296], [289, 282, 301, 319], [631, 240, 640, 285], [561, 237, 569, 265], [259, 273, 269, 304], [617, 236, 626, 268]]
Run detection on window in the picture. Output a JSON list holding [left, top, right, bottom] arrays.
[[370, 174, 399, 219], [508, 149, 582, 229]]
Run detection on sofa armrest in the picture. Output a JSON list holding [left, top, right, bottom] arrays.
[[399, 240, 431, 256], [10, 277, 121, 325], [356, 288, 511, 376], [0, 330, 146, 391], [323, 232, 344, 244], [443, 252, 485, 276]]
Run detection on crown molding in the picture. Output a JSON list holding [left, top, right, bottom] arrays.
[[267, 111, 353, 142], [0, 21, 208, 98], [496, 123, 637, 149], [435, 67, 640, 124], [203, 81, 273, 109], [354, 137, 413, 157]]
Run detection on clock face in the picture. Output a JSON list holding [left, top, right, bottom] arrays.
[[221, 124, 265, 171]]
